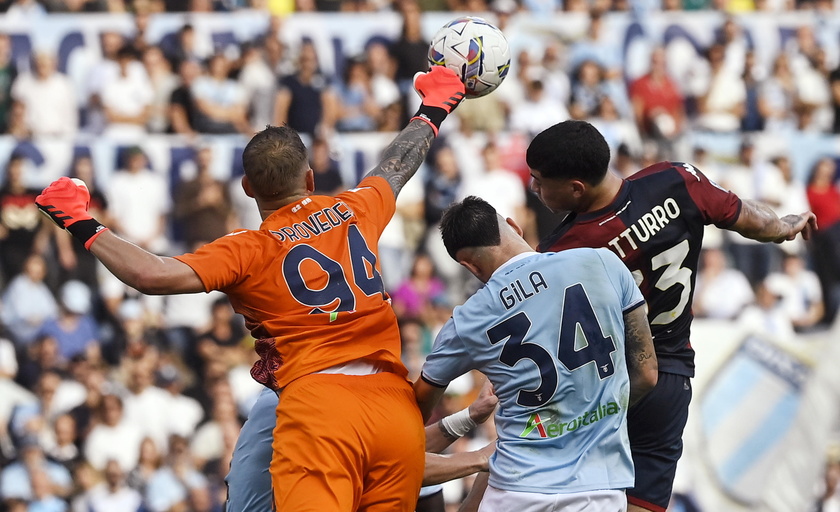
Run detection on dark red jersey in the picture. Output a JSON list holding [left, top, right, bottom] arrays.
[[538, 162, 742, 376]]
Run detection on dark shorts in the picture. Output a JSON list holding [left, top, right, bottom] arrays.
[[626, 372, 692, 512]]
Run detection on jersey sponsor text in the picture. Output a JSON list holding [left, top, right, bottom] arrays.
[[519, 402, 621, 439]]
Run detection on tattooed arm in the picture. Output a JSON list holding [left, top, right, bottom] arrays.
[[364, 119, 436, 199], [624, 304, 657, 406]]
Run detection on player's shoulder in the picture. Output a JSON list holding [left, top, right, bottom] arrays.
[[627, 161, 688, 181]]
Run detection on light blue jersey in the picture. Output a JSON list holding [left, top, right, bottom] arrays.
[[421, 249, 644, 494]]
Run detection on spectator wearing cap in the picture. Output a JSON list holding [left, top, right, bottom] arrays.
[[37, 280, 99, 361], [0, 435, 72, 500]]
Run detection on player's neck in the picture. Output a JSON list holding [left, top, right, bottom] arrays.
[[584, 172, 623, 213], [257, 192, 309, 220]]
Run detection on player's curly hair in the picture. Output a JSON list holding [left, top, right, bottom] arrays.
[[525, 120, 610, 185], [242, 125, 309, 197], [440, 196, 501, 260]]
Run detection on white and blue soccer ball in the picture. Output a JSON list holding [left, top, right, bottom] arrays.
[[428, 16, 511, 98]]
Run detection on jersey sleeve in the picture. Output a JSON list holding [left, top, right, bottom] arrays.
[[420, 317, 475, 388], [337, 176, 396, 236], [597, 249, 645, 313], [173, 231, 261, 293], [675, 162, 741, 229]]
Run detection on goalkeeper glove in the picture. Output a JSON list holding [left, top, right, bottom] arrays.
[[411, 66, 466, 135], [36, 177, 108, 250]]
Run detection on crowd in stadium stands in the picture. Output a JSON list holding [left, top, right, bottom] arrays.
[[1, 1, 840, 511]]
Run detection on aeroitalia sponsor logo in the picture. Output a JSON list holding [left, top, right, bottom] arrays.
[[520, 402, 621, 438]]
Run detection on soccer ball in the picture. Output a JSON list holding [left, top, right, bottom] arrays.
[[428, 16, 511, 98]]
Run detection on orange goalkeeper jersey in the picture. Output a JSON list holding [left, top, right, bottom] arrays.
[[174, 176, 407, 389]]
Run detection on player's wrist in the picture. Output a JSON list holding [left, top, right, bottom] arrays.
[[439, 407, 477, 438], [411, 105, 448, 136], [66, 218, 109, 250]]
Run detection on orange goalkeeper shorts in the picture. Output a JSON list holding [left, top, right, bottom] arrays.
[[270, 371, 425, 512]]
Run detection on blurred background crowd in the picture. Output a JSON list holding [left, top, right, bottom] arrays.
[[1, 0, 840, 511]]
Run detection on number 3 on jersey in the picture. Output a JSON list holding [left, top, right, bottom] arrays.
[[282, 224, 385, 314], [487, 283, 617, 408]]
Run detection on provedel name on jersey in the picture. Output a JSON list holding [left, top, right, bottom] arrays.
[[520, 402, 621, 439], [269, 199, 354, 242], [606, 198, 681, 258]]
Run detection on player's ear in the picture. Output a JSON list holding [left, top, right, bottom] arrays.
[[570, 179, 586, 197], [305, 168, 315, 194], [505, 217, 524, 237], [241, 176, 255, 198], [459, 259, 481, 279]]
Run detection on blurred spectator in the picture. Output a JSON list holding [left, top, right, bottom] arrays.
[[237, 43, 276, 131], [83, 394, 143, 473], [67, 369, 106, 445], [794, 49, 832, 132], [5, 100, 30, 138], [174, 145, 234, 246], [740, 50, 765, 131], [106, 147, 170, 253], [142, 46, 179, 134], [10, 52, 77, 136], [0, 436, 72, 500], [101, 47, 151, 138], [806, 157, 840, 323], [168, 59, 202, 136], [509, 75, 570, 136], [10, 371, 63, 445], [423, 145, 461, 230], [773, 154, 810, 256], [391, 253, 447, 320], [0, 34, 16, 133], [26, 467, 68, 512], [390, 0, 428, 101], [567, 8, 622, 79], [122, 359, 171, 451], [68, 462, 100, 512], [193, 298, 247, 382], [157, 366, 204, 439], [629, 47, 686, 152], [399, 317, 431, 381], [460, 142, 528, 227], [334, 57, 378, 132], [15, 336, 63, 391], [44, 414, 80, 469], [759, 54, 797, 132], [310, 137, 344, 195], [589, 95, 642, 157], [0, 155, 50, 284], [144, 434, 208, 512], [163, 25, 209, 71], [721, 141, 785, 284], [738, 281, 795, 339], [693, 247, 754, 320], [1, 255, 59, 346], [37, 281, 99, 361], [570, 59, 608, 119], [765, 253, 824, 331], [86, 459, 142, 512], [364, 40, 401, 116], [815, 449, 840, 512], [189, 393, 239, 470], [273, 41, 336, 137], [694, 43, 746, 132], [192, 54, 249, 134], [126, 437, 161, 493]]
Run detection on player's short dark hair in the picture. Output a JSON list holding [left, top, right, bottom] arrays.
[[440, 196, 501, 260], [525, 120, 611, 185], [242, 125, 309, 198]]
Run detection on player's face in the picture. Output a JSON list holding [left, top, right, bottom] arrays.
[[529, 169, 578, 213]]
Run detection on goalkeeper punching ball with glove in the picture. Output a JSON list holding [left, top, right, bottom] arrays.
[[36, 177, 108, 250], [411, 65, 466, 136]]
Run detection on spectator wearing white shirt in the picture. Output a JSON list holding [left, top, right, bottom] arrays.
[[764, 253, 824, 331], [86, 460, 142, 512], [738, 282, 795, 341], [84, 394, 143, 473], [509, 76, 570, 137], [10, 52, 77, 137], [101, 46, 153, 140], [694, 247, 755, 320], [121, 360, 172, 452], [106, 147, 170, 253], [694, 43, 746, 132]]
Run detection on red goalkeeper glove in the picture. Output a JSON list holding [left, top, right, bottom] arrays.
[[411, 66, 466, 135], [36, 177, 108, 250]]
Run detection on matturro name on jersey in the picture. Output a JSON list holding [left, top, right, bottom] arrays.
[[606, 197, 681, 258]]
